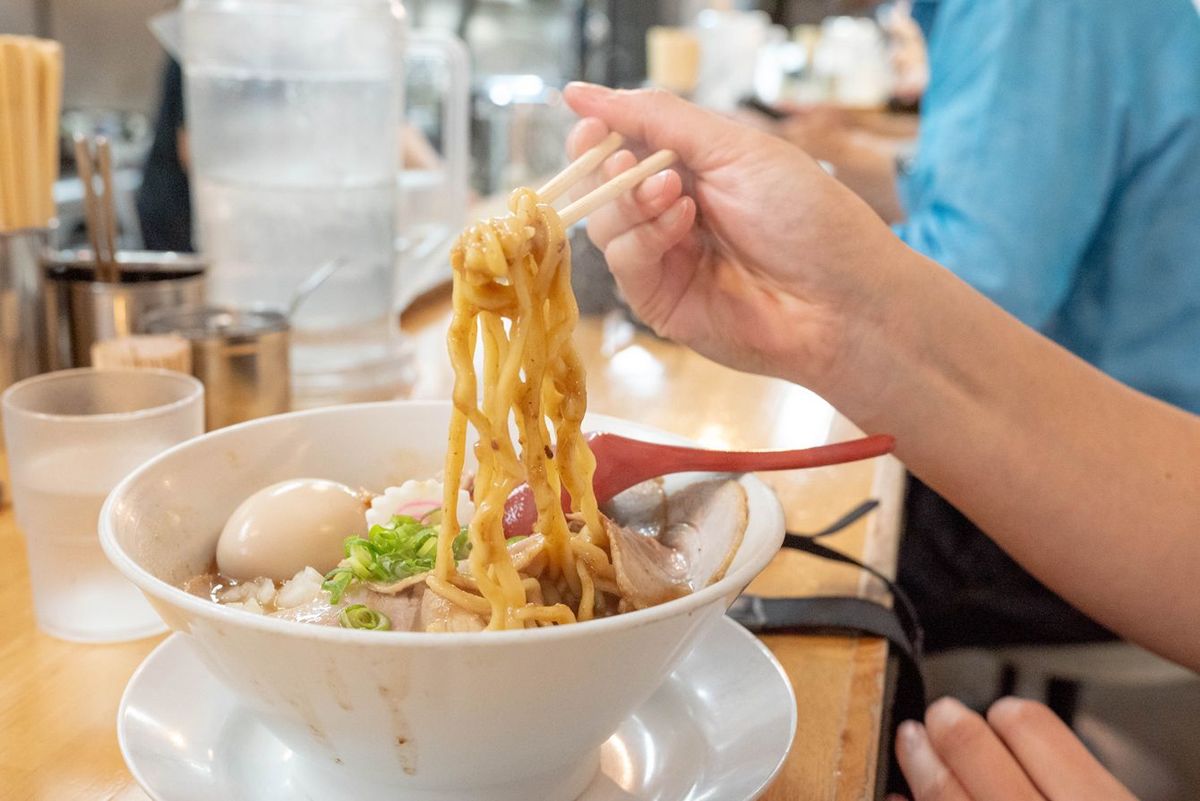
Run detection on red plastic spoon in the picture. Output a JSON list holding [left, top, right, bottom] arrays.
[[502, 431, 896, 537]]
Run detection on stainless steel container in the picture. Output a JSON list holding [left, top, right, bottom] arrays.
[[42, 251, 207, 370], [0, 228, 52, 452], [142, 306, 291, 430]]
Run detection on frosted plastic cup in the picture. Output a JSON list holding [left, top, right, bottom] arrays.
[[2, 368, 204, 642]]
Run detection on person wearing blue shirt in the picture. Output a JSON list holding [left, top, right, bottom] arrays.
[[770, 0, 1200, 654]]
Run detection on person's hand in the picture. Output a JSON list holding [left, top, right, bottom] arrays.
[[892, 697, 1138, 801], [562, 83, 906, 391]]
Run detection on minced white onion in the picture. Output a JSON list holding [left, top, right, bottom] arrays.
[[276, 566, 326, 609], [218, 577, 276, 607], [225, 598, 264, 615]]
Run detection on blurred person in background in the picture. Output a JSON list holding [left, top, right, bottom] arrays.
[[136, 59, 193, 252], [758, 0, 1200, 656], [883, 0, 929, 106]]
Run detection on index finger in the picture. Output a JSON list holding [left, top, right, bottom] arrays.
[[566, 116, 610, 161], [563, 83, 757, 172]]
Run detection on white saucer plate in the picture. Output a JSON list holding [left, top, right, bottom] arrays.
[[118, 616, 797, 801]]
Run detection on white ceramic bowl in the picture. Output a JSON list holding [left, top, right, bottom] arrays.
[[100, 401, 785, 801]]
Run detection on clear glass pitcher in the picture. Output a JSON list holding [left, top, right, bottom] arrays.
[[151, 0, 468, 405]]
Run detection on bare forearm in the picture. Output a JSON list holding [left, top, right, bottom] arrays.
[[561, 84, 1200, 664], [816, 246, 1200, 669]]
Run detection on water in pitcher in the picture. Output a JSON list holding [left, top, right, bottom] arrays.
[[186, 62, 409, 399], [12, 445, 165, 641]]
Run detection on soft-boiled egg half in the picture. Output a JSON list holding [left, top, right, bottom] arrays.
[[216, 478, 368, 581]]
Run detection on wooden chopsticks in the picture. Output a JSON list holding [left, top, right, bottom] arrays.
[[536, 131, 678, 228], [96, 138, 119, 268], [35, 40, 63, 226], [0, 35, 62, 234], [537, 132, 625, 204], [73, 134, 121, 283], [559, 149, 677, 227], [72, 135, 103, 263]]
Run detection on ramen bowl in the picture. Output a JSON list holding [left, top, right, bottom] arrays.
[[100, 401, 786, 801]]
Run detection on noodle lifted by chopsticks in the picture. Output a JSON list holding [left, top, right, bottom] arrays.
[[436, 188, 611, 630]]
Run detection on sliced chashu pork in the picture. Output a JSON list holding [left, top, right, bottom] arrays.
[[607, 477, 748, 610], [602, 476, 668, 538], [412, 534, 548, 631], [270, 585, 425, 631], [419, 589, 486, 632]]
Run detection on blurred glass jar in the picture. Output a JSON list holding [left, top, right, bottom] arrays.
[[152, 0, 468, 406], [812, 16, 894, 108], [646, 26, 702, 97], [692, 9, 774, 111]]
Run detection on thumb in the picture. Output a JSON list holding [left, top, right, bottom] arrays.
[[563, 83, 756, 172]]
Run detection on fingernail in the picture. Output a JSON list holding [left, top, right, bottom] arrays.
[[661, 197, 689, 226], [926, 696, 970, 728], [897, 719, 925, 749], [643, 171, 669, 197], [565, 81, 612, 97], [986, 695, 1033, 727]]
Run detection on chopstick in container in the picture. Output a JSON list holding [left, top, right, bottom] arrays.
[[0, 35, 62, 233], [34, 41, 62, 227], [17, 40, 40, 229], [73, 135, 103, 259], [75, 135, 120, 283], [96, 137, 119, 270], [0, 132, 8, 231], [14, 42, 40, 230], [0, 37, 29, 230], [0, 40, 13, 230], [73, 133, 122, 282]]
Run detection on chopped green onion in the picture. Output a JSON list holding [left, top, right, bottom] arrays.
[[322, 570, 354, 604], [452, 529, 471, 560], [339, 604, 391, 631], [321, 515, 472, 603], [418, 536, 438, 558]]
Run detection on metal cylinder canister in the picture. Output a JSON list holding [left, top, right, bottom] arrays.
[[142, 306, 290, 430], [42, 251, 207, 370]]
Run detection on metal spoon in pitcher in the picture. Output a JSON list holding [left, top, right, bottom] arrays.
[[287, 257, 348, 320]]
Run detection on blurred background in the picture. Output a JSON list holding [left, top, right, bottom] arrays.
[[0, 0, 918, 251]]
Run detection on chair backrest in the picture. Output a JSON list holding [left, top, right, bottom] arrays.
[[993, 642, 1195, 687]]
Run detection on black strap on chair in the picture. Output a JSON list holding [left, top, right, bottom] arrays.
[[726, 499, 927, 793]]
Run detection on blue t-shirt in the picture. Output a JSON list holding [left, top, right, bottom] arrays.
[[895, 0, 1200, 413]]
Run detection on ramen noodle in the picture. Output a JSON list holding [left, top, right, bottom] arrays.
[[436, 187, 610, 630]]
